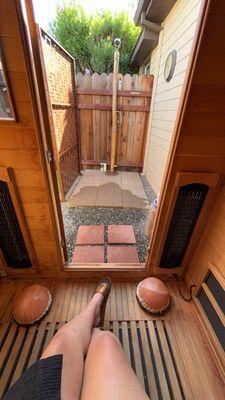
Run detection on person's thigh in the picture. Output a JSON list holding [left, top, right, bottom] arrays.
[[81, 329, 150, 400], [41, 329, 84, 400]]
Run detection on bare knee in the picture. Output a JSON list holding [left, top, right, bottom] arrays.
[[42, 329, 78, 359], [90, 329, 121, 353]]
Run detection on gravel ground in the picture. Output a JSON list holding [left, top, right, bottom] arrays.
[[62, 174, 156, 263]]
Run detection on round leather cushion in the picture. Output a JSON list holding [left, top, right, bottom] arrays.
[[136, 278, 170, 314], [13, 285, 52, 325]]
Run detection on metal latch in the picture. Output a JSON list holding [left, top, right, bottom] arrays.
[[46, 149, 53, 163], [60, 239, 66, 247], [0, 270, 7, 277]]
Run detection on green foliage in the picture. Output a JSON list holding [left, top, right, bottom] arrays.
[[50, 2, 140, 74]]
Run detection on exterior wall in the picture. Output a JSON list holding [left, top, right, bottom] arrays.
[[186, 184, 225, 286], [144, 0, 202, 194], [148, 0, 225, 280], [149, 47, 157, 75]]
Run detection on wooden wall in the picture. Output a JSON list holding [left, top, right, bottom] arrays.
[[0, 1, 61, 276], [144, 0, 203, 194], [186, 184, 225, 286], [185, 0, 225, 286], [148, 0, 225, 282]]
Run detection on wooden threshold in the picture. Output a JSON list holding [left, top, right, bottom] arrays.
[[64, 262, 146, 272]]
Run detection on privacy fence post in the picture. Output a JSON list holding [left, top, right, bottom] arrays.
[[110, 43, 120, 173]]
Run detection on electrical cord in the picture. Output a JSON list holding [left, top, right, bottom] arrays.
[[173, 274, 196, 301]]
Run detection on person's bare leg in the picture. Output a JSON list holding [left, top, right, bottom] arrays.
[[81, 328, 150, 400], [41, 293, 103, 400]]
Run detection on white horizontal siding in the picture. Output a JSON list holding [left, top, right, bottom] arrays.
[[144, 0, 202, 194], [150, 47, 157, 75]]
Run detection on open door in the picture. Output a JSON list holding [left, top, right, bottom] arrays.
[[39, 28, 80, 200], [20, 0, 70, 261]]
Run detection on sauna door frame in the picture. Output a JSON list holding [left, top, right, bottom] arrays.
[[22, 0, 148, 274], [21, 0, 215, 278]]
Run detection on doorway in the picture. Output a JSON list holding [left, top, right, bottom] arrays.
[[39, 29, 156, 269]]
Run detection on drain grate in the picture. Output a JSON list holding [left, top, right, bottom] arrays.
[[0, 320, 187, 399]]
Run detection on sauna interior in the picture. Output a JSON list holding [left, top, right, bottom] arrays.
[[0, 0, 224, 398]]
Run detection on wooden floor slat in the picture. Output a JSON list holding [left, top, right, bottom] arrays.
[[157, 320, 183, 400], [139, 321, 159, 400], [10, 326, 36, 387], [27, 322, 47, 368], [0, 327, 26, 399], [130, 320, 146, 389], [0, 320, 190, 399], [147, 321, 171, 400], [121, 321, 131, 364]]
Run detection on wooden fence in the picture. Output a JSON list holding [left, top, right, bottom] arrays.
[[76, 73, 153, 169]]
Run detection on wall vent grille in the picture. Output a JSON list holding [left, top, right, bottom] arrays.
[[160, 183, 209, 268], [0, 180, 31, 268], [197, 271, 225, 351]]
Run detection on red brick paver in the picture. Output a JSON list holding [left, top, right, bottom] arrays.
[[72, 246, 105, 263], [107, 246, 139, 263], [108, 225, 136, 244], [76, 225, 104, 245]]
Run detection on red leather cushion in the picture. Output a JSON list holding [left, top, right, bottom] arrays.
[[13, 285, 52, 325], [137, 277, 170, 313]]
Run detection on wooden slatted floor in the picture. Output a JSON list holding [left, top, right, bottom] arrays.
[[0, 320, 188, 399], [0, 280, 195, 323], [0, 280, 224, 399]]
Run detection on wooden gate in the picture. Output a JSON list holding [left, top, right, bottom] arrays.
[[40, 30, 80, 199], [76, 73, 153, 169]]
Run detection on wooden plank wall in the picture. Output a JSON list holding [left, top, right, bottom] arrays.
[[0, 1, 61, 276], [186, 184, 225, 286], [76, 73, 153, 169], [148, 0, 225, 281]]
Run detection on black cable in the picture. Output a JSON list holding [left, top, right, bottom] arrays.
[[173, 274, 196, 302]]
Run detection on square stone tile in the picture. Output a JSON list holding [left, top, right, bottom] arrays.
[[121, 171, 141, 186], [122, 190, 150, 210], [76, 225, 104, 244], [108, 225, 136, 244], [84, 169, 103, 176], [107, 246, 139, 263], [72, 246, 105, 263], [95, 183, 122, 207], [122, 184, 147, 198], [67, 187, 98, 208]]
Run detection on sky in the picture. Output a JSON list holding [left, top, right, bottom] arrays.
[[33, 0, 137, 30]]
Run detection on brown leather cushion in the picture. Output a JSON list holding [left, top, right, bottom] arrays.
[[13, 285, 52, 325], [136, 277, 170, 314]]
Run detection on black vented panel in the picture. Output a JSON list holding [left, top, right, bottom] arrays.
[[198, 289, 225, 351], [205, 272, 225, 314], [160, 183, 209, 268], [0, 180, 31, 268]]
